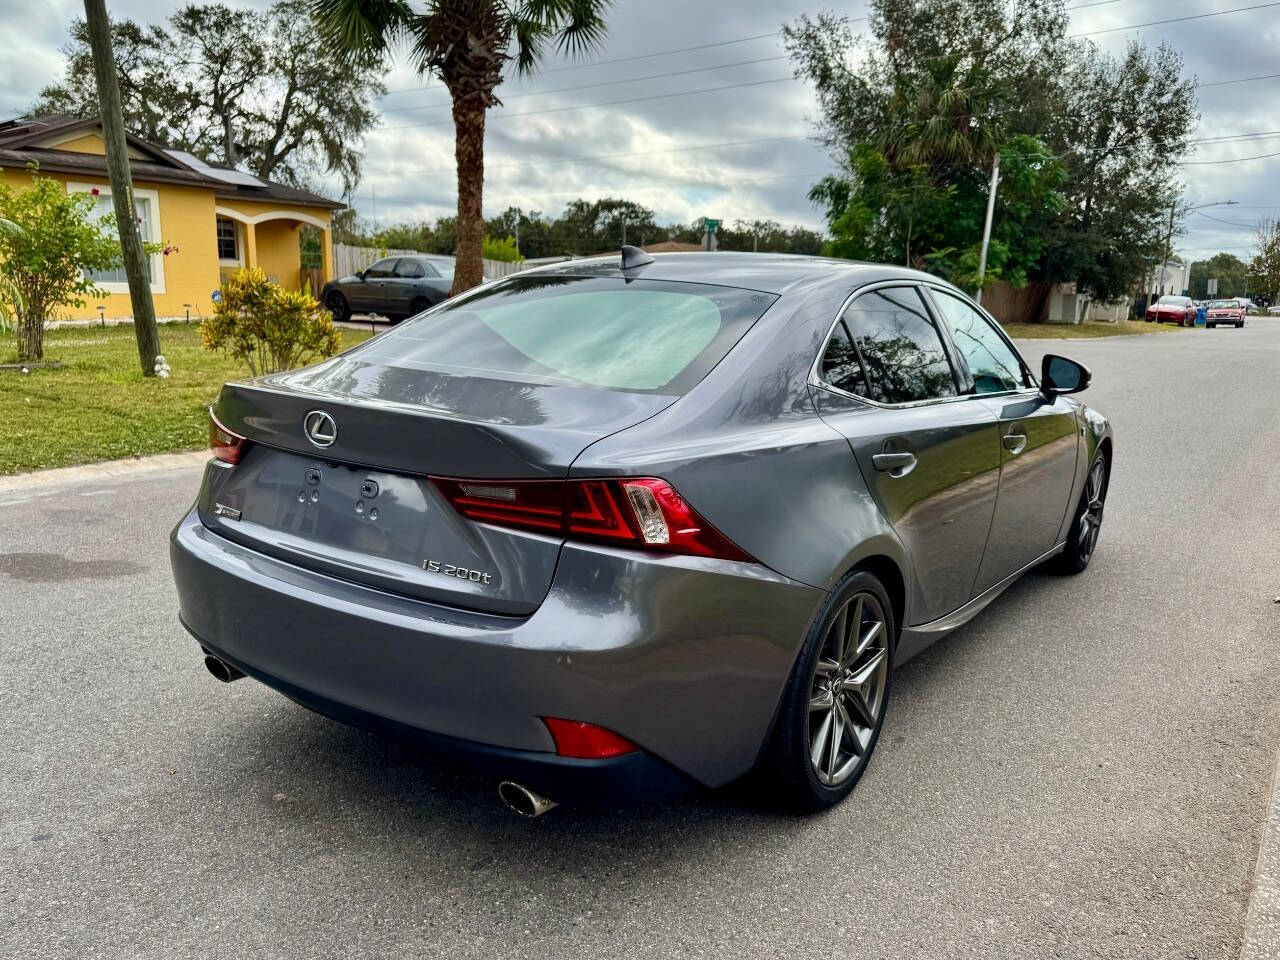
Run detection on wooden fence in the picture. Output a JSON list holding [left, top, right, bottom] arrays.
[[333, 243, 527, 281]]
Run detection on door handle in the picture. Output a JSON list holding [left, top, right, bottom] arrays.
[[872, 451, 917, 476], [1003, 433, 1027, 455]]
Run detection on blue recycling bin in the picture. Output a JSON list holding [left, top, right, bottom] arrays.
[[1195, 305, 1206, 326]]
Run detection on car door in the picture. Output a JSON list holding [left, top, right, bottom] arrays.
[[926, 287, 1080, 593], [353, 257, 398, 313], [810, 283, 1003, 625], [387, 257, 427, 315]]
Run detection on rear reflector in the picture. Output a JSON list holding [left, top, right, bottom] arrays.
[[431, 475, 754, 562], [208, 409, 249, 464], [542, 718, 638, 759]]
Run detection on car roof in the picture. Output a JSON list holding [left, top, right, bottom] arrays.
[[515, 251, 944, 296]]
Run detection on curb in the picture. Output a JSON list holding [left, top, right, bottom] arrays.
[[0, 450, 208, 495], [1241, 739, 1280, 959]]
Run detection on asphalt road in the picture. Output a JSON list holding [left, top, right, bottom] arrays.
[[3, 322, 1280, 959]]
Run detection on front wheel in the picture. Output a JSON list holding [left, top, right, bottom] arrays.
[[1055, 451, 1108, 574], [764, 570, 894, 811]]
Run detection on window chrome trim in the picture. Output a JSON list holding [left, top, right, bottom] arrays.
[[808, 277, 980, 411]]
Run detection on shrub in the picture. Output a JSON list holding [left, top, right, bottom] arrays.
[[482, 234, 523, 263], [0, 167, 121, 361], [201, 267, 341, 375]]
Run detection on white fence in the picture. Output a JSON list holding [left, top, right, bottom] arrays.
[[333, 243, 532, 280]]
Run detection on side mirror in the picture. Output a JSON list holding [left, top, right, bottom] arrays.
[[1041, 354, 1091, 397], [355, 270, 366, 281]]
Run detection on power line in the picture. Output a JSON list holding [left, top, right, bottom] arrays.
[[380, 0, 1129, 97], [1200, 72, 1280, 88], [1193, 210, 1255, 228], [1182, 148, 1280, 165], [380, 76, 794, 131], [383, 54, 790, 115], [487, 134, 813, 170], [1069, 0, 1280, 37]]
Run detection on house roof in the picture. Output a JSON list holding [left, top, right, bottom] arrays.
[[0, 115, 344, 211]]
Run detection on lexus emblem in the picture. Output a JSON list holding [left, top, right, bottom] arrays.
[[303, 410, 337, 448]]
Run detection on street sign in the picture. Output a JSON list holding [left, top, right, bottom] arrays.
[[701, 218, 721, 234], [1207, 278, 1218, 296]]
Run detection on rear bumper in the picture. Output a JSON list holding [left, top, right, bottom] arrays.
[[193, 632, 694, 802], [170, 508, 824, 792]]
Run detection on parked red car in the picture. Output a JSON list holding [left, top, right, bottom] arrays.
[[1205, 298, 1246, 328], [1146, 295, 1196, 326]]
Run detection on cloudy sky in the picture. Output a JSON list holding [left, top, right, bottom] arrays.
[[2, 0, 1278, 259]]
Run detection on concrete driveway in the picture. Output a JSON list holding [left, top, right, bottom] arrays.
[[2, 322, 1279, 959]]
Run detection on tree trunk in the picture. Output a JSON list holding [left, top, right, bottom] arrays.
[[451, 94, 486, 295], [17, 310, 42, 363], [83, 0, 160, 376]]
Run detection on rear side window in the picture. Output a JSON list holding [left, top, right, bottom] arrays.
[[356, 276, 778, 394], [395, 259, 426, 278], [819, 321, 867, 395], [931, 290, 1026, 394], [840, 287, 957, 404]]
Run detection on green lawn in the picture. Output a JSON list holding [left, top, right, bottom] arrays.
[[0, 323, 371, 476], [1002, 318, 1188, 339]]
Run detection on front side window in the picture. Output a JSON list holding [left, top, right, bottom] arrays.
[[351, 275, 777, 394], [841, 287, 957, 404], [363, 258, 397, 279], [216, 216, 238, 261], [931, 290, 1026, 394], [84, 190, 154, 284]]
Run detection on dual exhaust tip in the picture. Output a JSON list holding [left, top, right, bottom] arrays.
[[203, 652, 245, 684], [497, 781, 557, 818], [200, 652, 556, 817]]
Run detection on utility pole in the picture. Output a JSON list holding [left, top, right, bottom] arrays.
[[514, 206, 520, 258], [83, 0, 159, 376], [974, 152, 1000, 305]]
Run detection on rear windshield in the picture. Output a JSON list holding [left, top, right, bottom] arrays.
[[1157, 296, 1190, 305], [354, 275, 777, 394]]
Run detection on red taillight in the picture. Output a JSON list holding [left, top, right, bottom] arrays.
[[209, 409, 248, 464], [430, 475, 754, 562], [542, 717, 638, 759]]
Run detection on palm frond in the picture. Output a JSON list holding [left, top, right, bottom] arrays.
[[310, 0, 415, 57], [506, 0, 611, 77]]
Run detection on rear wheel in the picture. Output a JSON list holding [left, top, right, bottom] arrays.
[[1055, 451, 1107, 574], [765, 570, 894, 811], [325, 291, 350, 322], [409, 296, 431, 316]]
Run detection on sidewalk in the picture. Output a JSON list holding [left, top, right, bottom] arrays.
[[0, 450, 207, 496]]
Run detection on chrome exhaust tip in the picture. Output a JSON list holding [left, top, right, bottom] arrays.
[[203, 654, 245, 683], [498, 781, 557, 818]]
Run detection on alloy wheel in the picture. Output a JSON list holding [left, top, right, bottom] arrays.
[[807, 591, 889, 787], [1078, 457, 1106, 562]]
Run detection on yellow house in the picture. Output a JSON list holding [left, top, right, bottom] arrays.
[[0, 114, 342, 320]]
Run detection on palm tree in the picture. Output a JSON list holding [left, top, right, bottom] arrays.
[[312, 0, 612, 294]]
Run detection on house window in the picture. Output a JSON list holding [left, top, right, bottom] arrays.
[[216, 216, 238, 261], [84, 190, 155, 285]]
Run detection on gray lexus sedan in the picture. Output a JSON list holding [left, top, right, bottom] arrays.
[[171, 250, 1112, 814]]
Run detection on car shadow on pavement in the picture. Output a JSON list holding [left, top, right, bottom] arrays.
[[175, 568, 1057, 899]]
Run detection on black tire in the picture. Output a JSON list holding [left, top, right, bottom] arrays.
[[764, 569, 895, 812], [1237, 321, 1245, 328], [1055, 450, 1108, 574], [1207, 322, 1215, 329], [325, 291, 350, 322], [409, 296, 431, 316]]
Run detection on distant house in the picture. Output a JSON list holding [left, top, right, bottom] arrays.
[[0, 115, 343, 320]]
